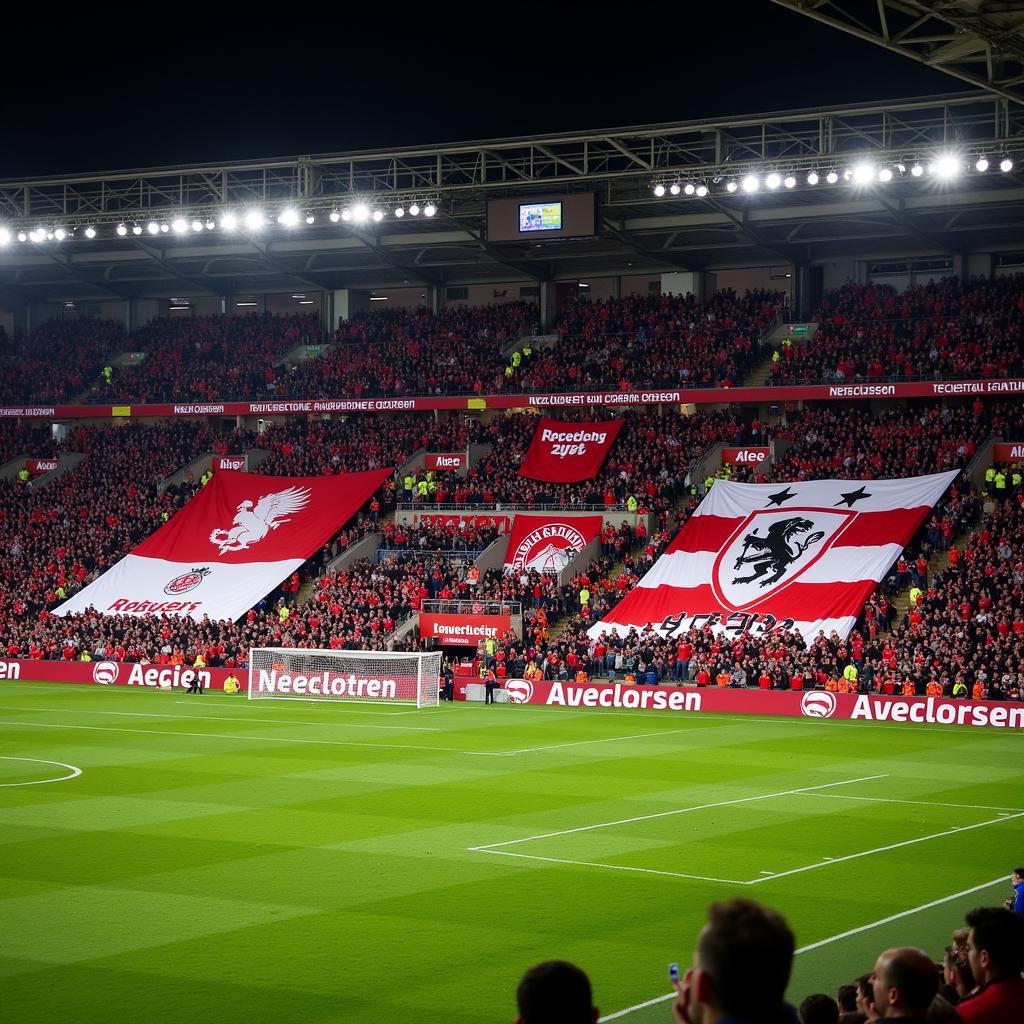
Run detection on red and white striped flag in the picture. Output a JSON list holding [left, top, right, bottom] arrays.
[[588, 471, 958, 646]]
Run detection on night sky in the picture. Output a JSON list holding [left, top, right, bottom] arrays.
[[5, 5, 959, 179]]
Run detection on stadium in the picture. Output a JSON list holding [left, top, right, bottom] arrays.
[[3, 4, 1024, 1022]]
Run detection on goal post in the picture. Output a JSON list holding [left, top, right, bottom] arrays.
[[247, 648, 442, 707]]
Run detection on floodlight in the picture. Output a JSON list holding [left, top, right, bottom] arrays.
[[305, 213, 315, 224], [372, 209, 384, 222], [84, 226, 97, 238], [205, 219, 215, 230], [807, 170, 819, 185], [424, 203, 436, 217], [160, 223, 169, 232], [0, 228, 10, 245], [725, 180, 738, 193], [394, 207, 405, 217], [341, 209, 352, 222], [878, 168, 893, 183], [975, 156, 989, 172], [147, 221, 160, 235], [933, 153, 960, 178], [896, 162, 906, 174], [192, 219, 204, 232], [116, 224, 127, 236], [684, 183, 695, 195], [765, 172, 781, 189], [409, 203, 420, 216], [329, 210, 340, 223], [695, 184, 708, 197], [17, 230, 27, 242], [911, 162, 924, 176], [784, 175, 796, 188], [353, 204, 369, 223], [132, 224, 143, 235], [669, 183, 681, 195], [741, 174, 759, 193], [172, 218, 188, 233], [852, 162, 875, 185], [277, 207, 299, 227], [826, 170, 839, 184], [653, 183, 666, 197], [1000, 156, 1013, 172], [243, 209, 264, 230], [54, 227, 67, 240]]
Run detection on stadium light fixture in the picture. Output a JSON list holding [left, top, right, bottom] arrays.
[[353, 204, 369, 224], [54, 227, 67, 240], [878, 167, 893, 183], [84, 226, 96, 238], [1000, 155, 1014, 172], [394, 206, 405, 217], [765, 172, 781, 190], [46, 231, 54, 240], [172, 217, 188, 234], [826, 170, 839, 184], [17, 230, 27, 242], [806, 170, 819, 185], [116, 223, 127, 236], [653, 183, 666, 197], [725, 180, 738, 193], [243, 209, 265, 230], [695, 184, 708, 197], [684, 183, 696, 196], [329, 210, 340, 223], [372, 209, 384, 222], [896, 162, 907, 174], [341, 208, 352, 222], [851, 162, 875, 185], [910, 161, 924, 177], [159, 223, 170, 233], [783, 174, 796, 189], [933, 153, 960, 178], [409, 203, 420, 216], [669, 183, 681, 196], [147, 221, 160, 235], [192, 219, 204, 232], [132, 224, 143, 235], [305, 213, 315, 224], [741, 174, 760, 193], [424, 203, 436, 217], [29, 228, 45, 242], [0, 228, 9, 245], [975, 156, 989, 172], [277, 207, 300, 227]]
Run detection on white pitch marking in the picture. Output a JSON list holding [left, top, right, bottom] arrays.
[[502, 724, 734, 755], [0, 755, 82, 787], [597, 875, 1010, 1022], [468, 774, 888, 852], [795, 791, 1024, 813], [759, 870, 775, 875], [0, 719, 507, 757], [747, 811, 1024, 884], [0, 704, 439, 732], [475, 849, 747, 885]]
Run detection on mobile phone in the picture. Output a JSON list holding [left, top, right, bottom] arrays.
[[669, 963, 680, 984]]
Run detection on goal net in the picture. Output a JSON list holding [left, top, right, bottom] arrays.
[[247, 648, 442, 707]]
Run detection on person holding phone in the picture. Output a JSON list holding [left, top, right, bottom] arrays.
[[670, 897, 799, 1024]]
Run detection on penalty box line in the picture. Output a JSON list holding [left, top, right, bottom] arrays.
[[597, 875, 1009, 1022]]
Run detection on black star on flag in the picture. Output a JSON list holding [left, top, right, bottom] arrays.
[[765, 487, 797, 507], [835, 486, 872, 508]]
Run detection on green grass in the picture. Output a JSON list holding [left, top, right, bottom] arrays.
[[1, 682, 1021, 1024]]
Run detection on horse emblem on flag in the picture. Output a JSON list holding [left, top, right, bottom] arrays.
[[712, 508, 854, 610], [209, 486, 311, 553]]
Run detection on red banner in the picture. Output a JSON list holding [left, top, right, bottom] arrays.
[[424, 453, 466, 472], [518, 417, 623, 482], [992, 443, 1024, 462], [501, 678, 1024, 729], [721, 447, 771, 465], [215, 455, 247, 471], [419, 613, 512, 645], [25, 459, 58, 474], [416, 512, 511, 532], [2, 378, 1024, 421], [503, 513, 603, 574], [0, 658, 242, 691]]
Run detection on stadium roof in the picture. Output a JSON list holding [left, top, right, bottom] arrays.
[[1, 91, 1022, 303]]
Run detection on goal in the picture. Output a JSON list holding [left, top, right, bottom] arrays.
[[247, 648, 442, 707]]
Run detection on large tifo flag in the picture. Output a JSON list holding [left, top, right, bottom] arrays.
[[518, 417, 623, 482], [588, 471, 958, 645], [503, 513, 603, 575], [53, 469, 392, 622]]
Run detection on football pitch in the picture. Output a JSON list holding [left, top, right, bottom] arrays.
[[1, 683, 1022, 1024]]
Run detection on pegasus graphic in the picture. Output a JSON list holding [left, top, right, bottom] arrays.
[[731, 516, 825, 588], [208, 486, 311, 554]]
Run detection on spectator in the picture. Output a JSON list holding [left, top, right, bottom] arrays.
[[515, 961, 598, 1024], [800, 994, 840, 1024], [870, 947, 937, 1020], [958, 906, 1024, 1022]]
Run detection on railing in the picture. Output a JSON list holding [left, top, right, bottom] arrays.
[[396, 501, 637, 513], [421, 599, 522, 616], [375, 547, 484, 563]]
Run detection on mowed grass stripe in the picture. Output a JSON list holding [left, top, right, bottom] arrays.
[[1, 683, 1021, 1024]]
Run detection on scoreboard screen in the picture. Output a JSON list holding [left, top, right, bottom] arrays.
[[518, 202, 563, 232]]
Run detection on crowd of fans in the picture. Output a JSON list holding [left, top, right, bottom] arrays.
[[771, 275, 1024, 386]]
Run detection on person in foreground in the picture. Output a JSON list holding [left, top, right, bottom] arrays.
[[870, 947, 937, 1021], [672, 896, 799, 1024], [957, 906, 1024, 1022], [515, 960, 599, 1024]]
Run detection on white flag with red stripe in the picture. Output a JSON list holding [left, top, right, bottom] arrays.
[[588, 471, 957, 646]]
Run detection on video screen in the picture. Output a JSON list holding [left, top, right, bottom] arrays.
[[519, 202, 563, 233]]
